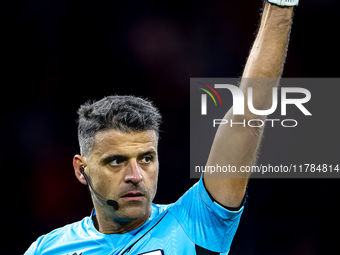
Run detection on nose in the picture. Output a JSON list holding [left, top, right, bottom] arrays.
[[124, 159, 143, 185]]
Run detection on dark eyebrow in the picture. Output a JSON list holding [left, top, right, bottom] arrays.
[[139, 150, 157, 157], [100, 154, 128, 165], [100, 150, 157, 165]]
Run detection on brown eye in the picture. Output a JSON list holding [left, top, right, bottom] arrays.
[[140, 156, 152, 164], [109, 158, 124, 166]]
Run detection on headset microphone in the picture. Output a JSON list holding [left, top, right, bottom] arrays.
[[80, 166, 118, 209]]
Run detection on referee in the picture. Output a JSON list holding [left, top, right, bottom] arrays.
[[25, 1, 298, 254]]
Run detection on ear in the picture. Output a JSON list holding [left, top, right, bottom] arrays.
[[73, 154, 87, 185]]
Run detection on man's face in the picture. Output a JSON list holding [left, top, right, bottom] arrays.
[[86, 129, 159, 222]]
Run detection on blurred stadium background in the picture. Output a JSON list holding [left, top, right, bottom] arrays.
[[1, 0, 339, 254]]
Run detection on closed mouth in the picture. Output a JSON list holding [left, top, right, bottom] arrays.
[[121, 192, 144, 199]]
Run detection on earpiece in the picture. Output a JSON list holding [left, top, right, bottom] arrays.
[[79, 165, 118, 208]]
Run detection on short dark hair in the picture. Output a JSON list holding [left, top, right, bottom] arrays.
[[77, 95, 162, 156]]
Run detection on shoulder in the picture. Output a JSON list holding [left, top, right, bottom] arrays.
[[25, 216, 91, 254], [43, 216, 90, 241], [162, 178, 245, 252], [169, 178, 245, 220]]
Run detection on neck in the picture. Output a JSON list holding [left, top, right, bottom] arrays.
[[93, 207, 151, 234]]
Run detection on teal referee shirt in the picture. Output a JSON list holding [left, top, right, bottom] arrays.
[[25, 178, 244, 255]]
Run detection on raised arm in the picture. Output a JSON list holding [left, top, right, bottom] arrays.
[[204, 2, 295, 208]]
